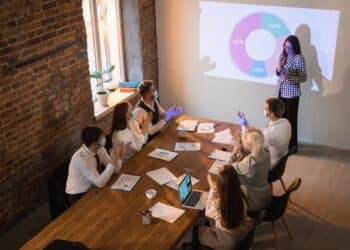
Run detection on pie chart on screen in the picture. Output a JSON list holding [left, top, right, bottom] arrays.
[[229, 12, 290, 77]]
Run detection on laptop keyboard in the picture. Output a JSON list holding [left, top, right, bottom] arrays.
[[184, 191, 202, 206]]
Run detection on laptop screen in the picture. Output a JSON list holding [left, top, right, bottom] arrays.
[[178, 174, 192, 204]]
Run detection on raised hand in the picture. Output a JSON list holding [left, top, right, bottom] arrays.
[[141, 113, 151, 135], [207, 173, 216, 189], [237, 111, 248, 127]]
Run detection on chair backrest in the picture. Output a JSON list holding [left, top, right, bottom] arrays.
[[268, 154, 289, 183], [48, 159, 70, 219], [264, 178, 302, 222], [44, 239, 89, 250]]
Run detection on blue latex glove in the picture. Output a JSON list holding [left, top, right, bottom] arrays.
[[165, 106, 183, 121], [237, 111, 248, 127]]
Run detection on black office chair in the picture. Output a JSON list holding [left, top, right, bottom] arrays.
[[263, 178, 302, 250], [44, 239, 89, 250], [234, 209, 266, 250], [268, 154, 289, 193], [48, 159, 70, 219]]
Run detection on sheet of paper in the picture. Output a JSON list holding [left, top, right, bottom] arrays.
[[148, 148, 178, 161], [209, 160, 226, 175], [150, 202, 185, 223], [197, 123, 214, 133], [166, 174, 200, 190], [209, 149, 232, 162], [212, 128, 234, 145], [146, 167, 177, 185], [174, 142, 201, 151], [177, 120, 199, 131], [110, 174, 140, 192]]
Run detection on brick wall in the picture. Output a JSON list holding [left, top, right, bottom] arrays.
[[0, 0, 158, 234], [139, 0, 158, 83]]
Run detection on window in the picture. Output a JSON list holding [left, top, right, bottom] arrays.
[[83, 0, 130, 118]]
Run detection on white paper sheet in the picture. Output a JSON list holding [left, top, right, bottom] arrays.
[[177, 120, 199, 131], [208, 160, 226, 175], [150, 202, 185, 223], [110, 174, 140, 192], [166, 174, 200, 190], [148, 148, 178, 162], [209, 149, 232, 162], [174, 142, 201, 151], [197, 123, 214, 133], [146, 167, 177, 185], [212, 128, 234, 145]]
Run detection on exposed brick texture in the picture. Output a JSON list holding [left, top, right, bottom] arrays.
[[0, 0, 158, 234]]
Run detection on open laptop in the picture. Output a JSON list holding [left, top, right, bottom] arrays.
[[178, 174, 207, 210]]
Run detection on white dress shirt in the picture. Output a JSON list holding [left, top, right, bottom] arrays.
[[65, 145, 121, 195], [262, 118, 291, 169], [133, 98, 166, 136], [112, 120, 148, 158]]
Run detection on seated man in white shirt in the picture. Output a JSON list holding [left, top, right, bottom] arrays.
[[238, 97, 291, 169], [133, 80, 180, 141], [262, 98, 291, 168], [65, 126, 125, 205]]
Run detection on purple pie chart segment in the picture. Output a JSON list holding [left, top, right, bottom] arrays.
[[229, 13, 290, 77]]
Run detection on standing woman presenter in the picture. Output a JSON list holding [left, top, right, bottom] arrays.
[[276, 35, 307, 154]]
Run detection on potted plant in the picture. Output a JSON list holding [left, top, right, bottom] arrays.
[[90, 65, 115, 106]]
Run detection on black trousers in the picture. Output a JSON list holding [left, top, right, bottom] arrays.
[[67, 192, 86, 206], [279, 97, 299, 152]]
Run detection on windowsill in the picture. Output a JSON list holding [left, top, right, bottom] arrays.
[[93, 89, 138, 120]]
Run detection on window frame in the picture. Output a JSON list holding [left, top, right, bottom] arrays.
[[84, 0, 132, 119]]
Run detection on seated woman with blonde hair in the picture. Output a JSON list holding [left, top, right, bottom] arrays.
[[229, 127, 271, 213]]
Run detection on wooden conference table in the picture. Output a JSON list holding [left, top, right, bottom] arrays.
[[21, 115, 238, 250]]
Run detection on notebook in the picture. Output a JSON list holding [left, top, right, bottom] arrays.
[[148, 148, 178, 162], [177, 120, 199, 131], [146, 167, 177, 185], [110, 174, 140, 192], [150, 202, 185, 223]]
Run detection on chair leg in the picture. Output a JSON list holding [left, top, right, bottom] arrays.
[[282, 216, 293, 240], [280, 178, 287, 192], [270, 182, 273, 194], [271, 221, 280, 250]]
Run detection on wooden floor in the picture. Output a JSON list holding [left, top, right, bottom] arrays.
[[252, 144, 350, 250], [1, 144, 350, 250]]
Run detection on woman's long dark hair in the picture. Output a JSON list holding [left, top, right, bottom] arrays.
[[217, 165, 246, 229], [280, 35, 302, 65], [106, 102, 129, 150]]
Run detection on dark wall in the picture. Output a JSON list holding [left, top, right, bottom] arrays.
[[0, 0, 158, 234]]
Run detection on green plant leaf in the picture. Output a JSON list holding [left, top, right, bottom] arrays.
[[90, 71, 102, 79], [103, 65, 115, 74], [103, 78, 112, 83]]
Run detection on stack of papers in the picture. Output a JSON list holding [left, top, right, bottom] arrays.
[[166, 174, 200, 190], [146, 167, 177, 185], [209, 160, 225, 175], [175, 142, 201, 151], [110, 174, 140, 192], [197, 123, 214, 133], [148, 148, 178, 161], [209, 149, 232, 162], [150, 202, 185, 223], [177, 120, 199, 131], [212, 128, 234, 145]]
